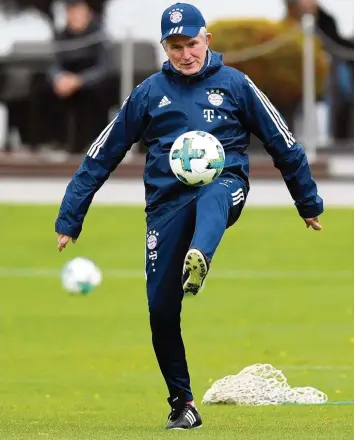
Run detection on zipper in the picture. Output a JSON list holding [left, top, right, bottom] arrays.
[[180, 78, 194, 132]]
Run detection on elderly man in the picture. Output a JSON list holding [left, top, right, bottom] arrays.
[[55, 3, 323, 430]]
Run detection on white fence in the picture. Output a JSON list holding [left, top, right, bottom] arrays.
[[0, 178, 352, 206]]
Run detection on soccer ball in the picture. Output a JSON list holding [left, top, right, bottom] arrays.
[[61, 257, 102, 295], [169, 130, 225, 186]]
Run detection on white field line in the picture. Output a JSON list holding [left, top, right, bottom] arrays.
[[0, 365, 352, 385], [281, 365, 353, 371], [0, 268, 353, 279], [232, 365, 353, 371]]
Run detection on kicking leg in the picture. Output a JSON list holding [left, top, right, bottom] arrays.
[[183, 178, 247, 295]]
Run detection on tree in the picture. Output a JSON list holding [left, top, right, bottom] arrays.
[[209, 18, 328, 111]]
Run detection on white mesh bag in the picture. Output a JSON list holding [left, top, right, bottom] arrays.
[[202, 364, 327, 405]]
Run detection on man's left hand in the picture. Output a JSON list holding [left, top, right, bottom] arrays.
[[303, 217, 322, 231]]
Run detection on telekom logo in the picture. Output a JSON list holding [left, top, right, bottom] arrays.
[[203, 109, 215, 122]]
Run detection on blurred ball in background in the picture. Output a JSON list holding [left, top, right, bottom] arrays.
[[61, 257, 102, 295]]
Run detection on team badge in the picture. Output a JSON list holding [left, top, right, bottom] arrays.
[[146, 230, 159, 250], [170, 8, 183, 23], [207, 89, 224, 107]]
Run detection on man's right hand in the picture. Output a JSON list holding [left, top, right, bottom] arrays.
[[303, 217, 322, 231], [57, 233, 76, 252]]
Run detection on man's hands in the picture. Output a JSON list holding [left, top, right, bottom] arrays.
[[57, 233, 76, 252], [303, 217, 322, 231], [53, 72, 83, 98]]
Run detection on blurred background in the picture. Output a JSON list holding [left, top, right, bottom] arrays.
[[0, 0, 353, 184]]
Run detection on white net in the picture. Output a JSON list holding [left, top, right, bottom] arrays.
[[202, 364, 328, 406]]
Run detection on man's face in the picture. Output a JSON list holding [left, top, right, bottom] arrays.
[[164, 33, 212, 76], [67, 2, 93, 33]]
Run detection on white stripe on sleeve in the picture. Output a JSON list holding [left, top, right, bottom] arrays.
[[249, 77, 296, 145], [245, 76, 295, 148], [87, 115, 118, 158]]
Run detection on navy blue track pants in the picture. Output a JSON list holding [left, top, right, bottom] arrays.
[[145, 177, 247, 401]]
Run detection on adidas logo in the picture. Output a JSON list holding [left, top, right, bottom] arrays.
[[158, 96, 171, 108], [185, 410, 196, 426], [232, 188, 244, 206]]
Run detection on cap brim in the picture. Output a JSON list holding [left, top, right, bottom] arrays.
[[160, 26, 200, 43]]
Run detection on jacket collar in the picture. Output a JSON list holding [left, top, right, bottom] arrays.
[[162, 50, 223, 80]]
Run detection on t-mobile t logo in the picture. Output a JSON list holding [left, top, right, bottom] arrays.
[[203, 109, 215, 122]]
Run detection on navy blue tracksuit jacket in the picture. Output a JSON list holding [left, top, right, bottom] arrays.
[[56, 50, 323, 238]]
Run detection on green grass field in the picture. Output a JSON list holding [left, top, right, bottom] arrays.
[[0, 204, 353, 440]]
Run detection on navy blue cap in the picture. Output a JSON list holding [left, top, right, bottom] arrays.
[[161, 3, 206, 42]]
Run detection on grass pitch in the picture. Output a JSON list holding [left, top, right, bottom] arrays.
[[0, 204, 353, 439]]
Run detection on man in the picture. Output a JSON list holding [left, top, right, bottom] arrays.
[[43, 0, 112, 153], [55, 3, 323, 430], [285, 0, 354, 139]]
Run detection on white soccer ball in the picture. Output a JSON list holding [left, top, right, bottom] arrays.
[[169, 130, 225, 186], [61, 257, 102, 295]]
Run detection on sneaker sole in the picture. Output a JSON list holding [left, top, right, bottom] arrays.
[[183, 249, 208, 295], [169, 425, 202, 430]]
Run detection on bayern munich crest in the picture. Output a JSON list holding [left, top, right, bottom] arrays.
[[207, 89, 224, 107], [169, 8, 183, 23], [146, 230, 159, 250]]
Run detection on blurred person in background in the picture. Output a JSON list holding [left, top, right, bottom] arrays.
[[38, 0, 112, 153], [0, 0, 54, 151], [285, 0, 354, 140], [1, 0, 107, 26], [55, 2, 323, 430]]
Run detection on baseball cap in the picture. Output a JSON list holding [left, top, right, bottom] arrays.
[[160, 3, 206, 42]]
